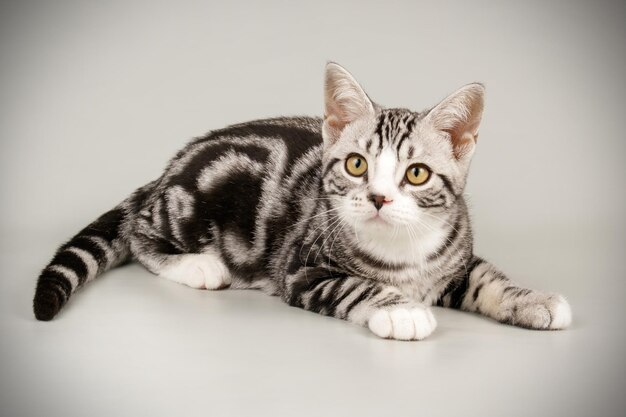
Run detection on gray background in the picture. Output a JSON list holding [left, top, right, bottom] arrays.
[[1, 1, 625, 416]]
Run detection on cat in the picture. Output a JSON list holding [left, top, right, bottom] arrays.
[[33, 62, 572, 340]]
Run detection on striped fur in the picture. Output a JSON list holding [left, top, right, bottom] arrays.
[[33, 63, 571, 339]]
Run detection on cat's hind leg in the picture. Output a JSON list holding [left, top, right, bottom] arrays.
[[129, 189, 232, 290], [131, 235, 231, 290], [439, 256, 572, 330]]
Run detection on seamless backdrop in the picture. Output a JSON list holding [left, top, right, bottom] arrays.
[[1, 1, 625, 417]]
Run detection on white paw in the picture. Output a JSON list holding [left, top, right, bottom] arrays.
[[548, 296, 572, 329], [368, 306, 437, 340], [159, 253, 231, 290], [511, 293, 572, 330]]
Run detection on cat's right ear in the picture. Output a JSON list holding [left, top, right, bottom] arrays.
[[323, 62, 375, 146]]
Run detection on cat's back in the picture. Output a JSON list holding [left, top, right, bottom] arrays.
[[159, 116, 323, 186], [131, 116, 324, 257]]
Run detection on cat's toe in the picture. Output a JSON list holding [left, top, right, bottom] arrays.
[[159, 253, 231, 290], [196, 255, 231, 290], [548, 296, 572, 329], [368, 306, 436, 341], [512, 294, 572, 330]]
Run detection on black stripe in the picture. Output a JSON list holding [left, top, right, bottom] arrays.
[[448, 276, 469, 309], [61, 236, 108, 271], [80, 208, 125, 242], [287, 267, 338, 307], [375, 114, 385, 150], [472, 283, 484, 302], [319, 278, 344, 304], [191, 123, 321, 170], [327, 281, 361, 317], [416, 197, 446, 209], [372, 292, 403, 308], [502, 286, 518, 295], [428, 212, 462, 261], [158, 196, 173, 238], [341, 285, 378, 318], [489, 270, 507, 282], [326, 179, 347, 196], [439, 174, 456, 196], [348, 245, 408, 271], [322, 158, 341, 178], [445, 256, 484, 308], [40, 269, 73, 298], [50, 250, 88, 284], [396, 135, 408, 156], [306, 278, 336, 313], [468, 256, 484, 272]]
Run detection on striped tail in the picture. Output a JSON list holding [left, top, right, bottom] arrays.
[[33, 204, 132, 321]]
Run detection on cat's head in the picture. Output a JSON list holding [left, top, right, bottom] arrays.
[[321, 63, 483, 245]]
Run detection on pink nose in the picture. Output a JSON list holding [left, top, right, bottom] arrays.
[[368, 194, 392, 210]]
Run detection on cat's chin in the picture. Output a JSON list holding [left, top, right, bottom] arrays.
[[366, 216, 391, 225], [362, 215, 395, 229]]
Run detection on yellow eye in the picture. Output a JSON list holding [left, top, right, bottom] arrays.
[[345, 154, 368, 177], [406, 163, 431, 185]]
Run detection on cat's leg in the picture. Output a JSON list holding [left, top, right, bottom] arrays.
[[131, 237, 231, 290], [284, 266, 436, 340], [440, 256, 572, 329]]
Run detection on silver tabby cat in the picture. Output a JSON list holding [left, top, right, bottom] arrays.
[[33, 63, 572, 340]]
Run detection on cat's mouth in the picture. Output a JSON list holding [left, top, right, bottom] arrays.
[[367, 213, 392, 226]]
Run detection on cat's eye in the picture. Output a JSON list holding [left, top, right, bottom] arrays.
[[405, 163, 431, 185], [345, 154, 368, 177]]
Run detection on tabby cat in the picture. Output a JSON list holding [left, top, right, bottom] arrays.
[[33, 63, 572, 340]]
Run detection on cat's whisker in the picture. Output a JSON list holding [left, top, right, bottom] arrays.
[[287, 206, 343, 231], [300, 212, 341, 241], [315, 216, 347, 265], [327, 220, 348, 272], [414, 214, 468, 279], [298, 213, 341, 260], [391, 224, 398, 241], [303, 215, 344, 281], [352, 219, 361, 244], [409, 224, 424, 271], [299, 197, 339, 202], [405, 223, 418, 269]]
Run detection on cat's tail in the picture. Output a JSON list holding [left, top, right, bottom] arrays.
[[33, 182, 155, 321]]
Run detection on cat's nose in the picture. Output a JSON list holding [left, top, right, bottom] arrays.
[[368, 194, 392, 210]]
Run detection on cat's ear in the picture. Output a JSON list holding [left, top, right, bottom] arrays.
[[323, 62, 375, 145], [426, 83, 485, 160]]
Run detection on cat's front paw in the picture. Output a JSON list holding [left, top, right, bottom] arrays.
[[511, 294, 572, 330], [368, 306, 436, 340]]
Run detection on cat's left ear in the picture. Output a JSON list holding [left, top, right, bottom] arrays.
[[426, 83, 485, 160], [323, 62, 375, 146]]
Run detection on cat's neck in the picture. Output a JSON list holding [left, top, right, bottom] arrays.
[[346, 213, 452, 268]]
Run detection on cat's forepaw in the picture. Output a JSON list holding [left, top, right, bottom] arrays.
[[547, 295, 572, 329], [368, 306, 437, 340], [159, 253, 231, 290], [512, 294, 572, 330]]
